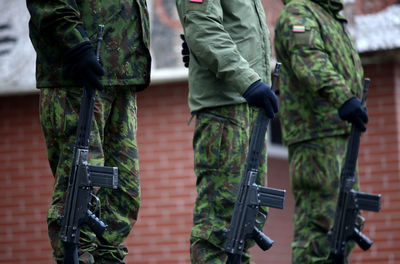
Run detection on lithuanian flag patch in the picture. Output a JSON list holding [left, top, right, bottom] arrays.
[[292, 25, 306, 32]]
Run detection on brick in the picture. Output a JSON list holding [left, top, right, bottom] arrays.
[[1, 44, 400, 264]]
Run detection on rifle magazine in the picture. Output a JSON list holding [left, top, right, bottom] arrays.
[[352, 190, 381, 212], [257, 186, 286, 209], [88, 165, 119, 189]]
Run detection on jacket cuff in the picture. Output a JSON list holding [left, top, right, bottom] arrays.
[[332, 85, 353, 109], [233, 70, 261, 95], [62, 25, 90, 51]]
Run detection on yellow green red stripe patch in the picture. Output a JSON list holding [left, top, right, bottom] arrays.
[[292, 25, 306, 32]]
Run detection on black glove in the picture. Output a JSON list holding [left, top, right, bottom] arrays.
[[64, 41, 105, 90], [243, 80, 279, 119], [180, 34, 190, 68], [338, 97, 369, 132]]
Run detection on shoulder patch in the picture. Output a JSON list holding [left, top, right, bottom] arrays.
[[292, 25, 305, 33], [187, 0, 208, 11], [290, 25, 313, 49]]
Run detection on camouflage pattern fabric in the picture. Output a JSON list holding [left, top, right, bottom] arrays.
[[289, 135, 359, 263], [274, 0, 365, 262], [274, 0, 364, 146], [26, 0, 151, 90], [40, 86, 140, 264], [190, 104, 268, 264]]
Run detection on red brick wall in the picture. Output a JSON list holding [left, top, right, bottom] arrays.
[[263, 0, 284, 44], [126, 82, 196, 263], [2, 62, 398, 263], [1, 3, 399, 260], [0, 84, 293, 264], [2, 1, 400, 260], [125, 82, 294, 263], [351, 62, 400, 264], [0, 95, 53, 264], [355, 0, 398, 14]]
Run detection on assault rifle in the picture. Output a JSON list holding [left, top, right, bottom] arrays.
[[225, 63, 286, 264], [329, 78, 381, 263], [59, 25, 119, 264]]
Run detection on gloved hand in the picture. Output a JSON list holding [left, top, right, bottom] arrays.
[[180, 34, 190, 68], [338, 97, 369, 132], [243, 80, 279, 119], [64, 41, 105, 90]]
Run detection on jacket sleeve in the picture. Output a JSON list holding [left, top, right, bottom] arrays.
[[26, 0, 89, 52], [178, 0, 260, 95], [280, 6, 353, 108]]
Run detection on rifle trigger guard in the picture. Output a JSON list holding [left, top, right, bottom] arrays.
[[89, 193, 101, 213], [256, 211, 267, 225]]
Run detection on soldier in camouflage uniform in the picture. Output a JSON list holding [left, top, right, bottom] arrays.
[[26, 1, 151, 263], [176, 0, 278, 263], [274, 0, 369, 263]]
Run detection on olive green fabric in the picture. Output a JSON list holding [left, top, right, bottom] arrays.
[[190, 104, 268, 263], [274, 0, 364, 145], [41, 86, 140, 263], [176, 0, 272, 112], [26, 0, 151, 90]]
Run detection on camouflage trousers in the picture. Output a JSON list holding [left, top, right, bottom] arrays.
[[190, 104, 268, 264], [289, 135, 358, 264], [39, 86, 140, 264]]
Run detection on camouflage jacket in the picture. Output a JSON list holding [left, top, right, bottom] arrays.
[[27, 0, 151, 90], [274, 0, 364, 145], [176, 0, 272, 113]]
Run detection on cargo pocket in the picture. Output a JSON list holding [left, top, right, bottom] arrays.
[[193, 113, 224, 171], [190, 221, 227, 250], [292, 239, 331, 263]]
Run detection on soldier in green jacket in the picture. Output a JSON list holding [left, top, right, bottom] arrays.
[[176, 0, 278, 262], [274, 0, 368, 263], [26, 1, 151, 263]]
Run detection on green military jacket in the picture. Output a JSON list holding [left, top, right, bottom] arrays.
[[274, 0, 364, 145], [176, 0, 272, 112], [27, 0, 151, 90]]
